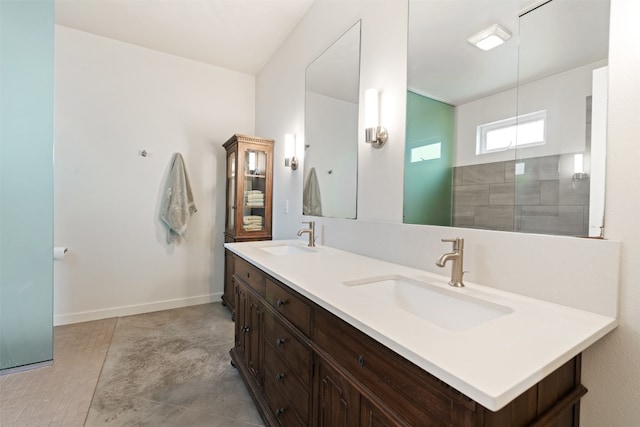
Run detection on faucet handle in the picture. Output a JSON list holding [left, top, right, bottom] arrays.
[[441, 237, 464, 250], [302, 221, 315, 228]]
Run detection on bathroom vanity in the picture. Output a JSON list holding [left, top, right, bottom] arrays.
[[225, 240, 616, 426]]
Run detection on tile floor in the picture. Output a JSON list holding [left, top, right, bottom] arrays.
[[0, 302, 262, 426], [0, 317, 117, 426]]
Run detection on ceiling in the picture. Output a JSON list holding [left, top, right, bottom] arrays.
[[408, 0, 610, 106], [56, 0, 610, 104], [55, 0, 315, 75]]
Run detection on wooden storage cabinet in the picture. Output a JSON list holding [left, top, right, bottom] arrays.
[[222, 134, 274, 317], [234, 280, 264, 386], [227, 251, 587, 427]]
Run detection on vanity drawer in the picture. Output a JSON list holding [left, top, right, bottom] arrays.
[[263, 311, 312, 386], [234, 257, 265, 296], [264, 345, 310, 424], [313, 307, 476, 426], [265, 279, 311, 336]]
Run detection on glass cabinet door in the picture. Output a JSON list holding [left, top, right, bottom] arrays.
[[226, 151, 236, 232], [242, 148, 268, 233]]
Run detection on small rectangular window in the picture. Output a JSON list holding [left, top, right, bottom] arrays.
[[477, 110, 546, 155], [411, 142, 442, 162]]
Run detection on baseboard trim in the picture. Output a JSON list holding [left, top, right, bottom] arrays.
[[54, 293, 223, 326]]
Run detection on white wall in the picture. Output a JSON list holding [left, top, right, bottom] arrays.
[[580, 1, 640, 425], [256, 0, 408, 231], [305, 91, 357, 218], [54, 26, 255, 324], [256, 0, 638, 424], [456, 60, 605, 166]]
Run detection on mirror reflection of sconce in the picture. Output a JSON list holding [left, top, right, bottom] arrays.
[[364, 88, 388, 148], [284, 133, 299, 170], [573, 153, 589, 181]]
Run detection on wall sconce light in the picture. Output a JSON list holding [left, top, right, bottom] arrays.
[[364, 88, 388, 148], [468, 24, 512, 51], [284, 134, 299, 170]]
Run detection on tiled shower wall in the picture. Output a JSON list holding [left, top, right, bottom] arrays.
[[452, 154, 590, 236]]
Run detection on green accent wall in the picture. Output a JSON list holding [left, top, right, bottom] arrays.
[[0, 0, 55, 370], [404, 91, 454, 225]]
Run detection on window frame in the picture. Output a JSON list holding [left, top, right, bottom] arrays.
[[476, 110, 547, 155]]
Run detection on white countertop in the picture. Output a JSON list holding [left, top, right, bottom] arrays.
[[225, 239, 617, 411]]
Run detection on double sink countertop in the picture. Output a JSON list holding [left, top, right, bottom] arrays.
[[224, 239, 617, 411]]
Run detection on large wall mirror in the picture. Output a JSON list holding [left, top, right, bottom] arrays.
[[304, 20, 361, 219], [405, 0, 610, 237]]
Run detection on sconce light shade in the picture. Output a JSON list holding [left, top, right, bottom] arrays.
[[364, 88, 388, 148], [572, 153, 588, 180], [284, 134, 299, 170], [468, 24, 511, 51]]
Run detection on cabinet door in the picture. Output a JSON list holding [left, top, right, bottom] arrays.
[[316, 357, 360, 427], [225, 149, 237, 235], [223, 249, 235, 317], [235, 282, 264, 386], [236, 143, 272, 239], [247, 292, 264, 384], [361, 398, 408, 427], [235, 282, 247, 357]]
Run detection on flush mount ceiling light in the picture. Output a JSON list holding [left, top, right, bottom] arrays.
[[468, 24, 512, 51]]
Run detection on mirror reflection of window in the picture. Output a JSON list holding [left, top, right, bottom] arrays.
[[477, 110, 547, 154], [404, 0, 610, 237]]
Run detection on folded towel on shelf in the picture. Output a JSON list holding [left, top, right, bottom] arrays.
[[244, 190, 263, 195], [160, 153, 197, 243], [243, 224, 263, 231]]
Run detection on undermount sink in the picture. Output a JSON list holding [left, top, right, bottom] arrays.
[[343, 275, 512, 331], [260, 244, 316, 256]]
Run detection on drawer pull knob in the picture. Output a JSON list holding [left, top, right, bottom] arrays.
[[247, 272, 250, 278], [275, 408, 285, 417], [242, 326, 250, 333], [275, 373, 285, 381], [358, 355, 366, 367], [276, 338, 286, 346], [276, 299, 288, 307]]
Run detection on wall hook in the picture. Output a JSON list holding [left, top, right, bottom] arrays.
[[140, 150, 148, 157]]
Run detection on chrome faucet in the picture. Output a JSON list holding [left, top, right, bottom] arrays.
[[297, 221, 316, 247], [436, 238, 465, 287]]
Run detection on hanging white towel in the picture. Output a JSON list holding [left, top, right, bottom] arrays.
[[303, 167, 322, 216], [160, 153, 197, 243]]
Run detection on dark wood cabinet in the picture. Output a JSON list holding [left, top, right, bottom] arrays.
[[360, 397, 408, 427], [222, 134, 274, 317], [234, 279, 264, 386], [223, 248, 236, 319], [315, 356, 360, 427], [226, 251, 587, 427]]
